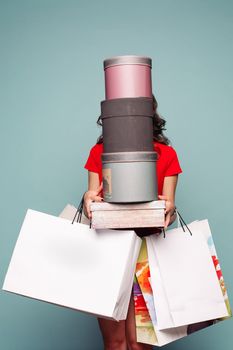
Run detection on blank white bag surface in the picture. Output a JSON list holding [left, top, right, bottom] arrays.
[[146, 239, 175, 330], [3, 209, 141, 320], [147, 225, 228, 329], [58, 203, 141, 320]]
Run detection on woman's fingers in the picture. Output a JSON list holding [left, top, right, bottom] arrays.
[[158, 194, 167, 200], [87, 196, 103, 219], [164, 211, 171, 229], [165, 202, 174, 214], [84, 203, 91, 219], [158, 194, 175, 228], [83, 185, 104, 220], [93, 195, 103, 202], [158, 195, 170, 214]]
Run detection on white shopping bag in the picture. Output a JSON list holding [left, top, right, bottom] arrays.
[[134, 227, 231, 347], [146, 219, 229, 330], [2, 208, 141, 321]]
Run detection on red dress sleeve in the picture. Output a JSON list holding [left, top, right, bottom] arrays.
[[84, 145, 100, 174], [164, 146, 183, 176]]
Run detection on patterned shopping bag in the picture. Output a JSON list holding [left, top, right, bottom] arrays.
[[133, 220, 231, 346]]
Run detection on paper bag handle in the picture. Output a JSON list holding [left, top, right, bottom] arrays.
[[71, 192, 92, 228], [174, 208, 192, 236]]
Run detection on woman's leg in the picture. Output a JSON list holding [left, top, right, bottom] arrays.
[[97, 291, 153, 350], [125, 291, 153, 350], [97, 317, 127, 350]]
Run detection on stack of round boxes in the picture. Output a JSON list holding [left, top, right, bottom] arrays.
[[101, 55, 158, 203]]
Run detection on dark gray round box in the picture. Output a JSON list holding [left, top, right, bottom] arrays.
[[101, 97, 154, 152]]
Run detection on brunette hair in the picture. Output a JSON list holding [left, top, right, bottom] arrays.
[[96, 94, 170, 145]]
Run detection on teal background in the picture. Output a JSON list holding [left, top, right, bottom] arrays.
[[0, 0, 232, 349]]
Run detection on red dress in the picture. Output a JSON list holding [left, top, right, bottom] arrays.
[[84, 141, 182, 196]]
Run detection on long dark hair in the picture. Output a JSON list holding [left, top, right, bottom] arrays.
[[96, 94, 170, 145]]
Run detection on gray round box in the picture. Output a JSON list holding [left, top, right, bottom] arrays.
[[102, 151, 157, 203]]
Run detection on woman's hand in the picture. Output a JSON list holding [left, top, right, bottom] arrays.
[[134, 195, 176, 237], [158, 194, 176, 229], [84, 182, 103, 219]]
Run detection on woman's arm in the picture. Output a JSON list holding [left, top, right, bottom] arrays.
[[87, 171, 100, 191], [158, 175, 179, 228], [83, 171, 103, 219]]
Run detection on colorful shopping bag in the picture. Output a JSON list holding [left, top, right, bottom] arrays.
[[133, 239, 187, 347], [134, 220, 231, 346]]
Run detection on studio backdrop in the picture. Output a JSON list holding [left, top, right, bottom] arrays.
[[0, 1, 232, 349]]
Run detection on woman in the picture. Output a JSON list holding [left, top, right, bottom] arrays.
[[83, 95, 182, 350]]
